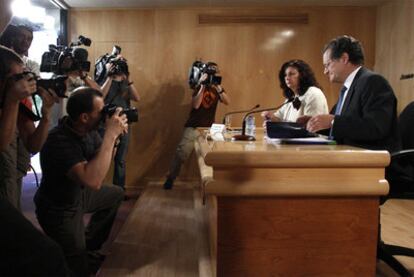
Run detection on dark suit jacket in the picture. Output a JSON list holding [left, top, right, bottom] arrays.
[[331, 67, 400, 153]]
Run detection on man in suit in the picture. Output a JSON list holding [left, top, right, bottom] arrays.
[[306, 35, 399, 153]]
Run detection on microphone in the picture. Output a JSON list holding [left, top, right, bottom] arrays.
[[233, 97, 298, 141], [222, 104, 260, 124]]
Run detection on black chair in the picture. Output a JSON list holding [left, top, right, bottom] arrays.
[[378, 102, 414, 276]]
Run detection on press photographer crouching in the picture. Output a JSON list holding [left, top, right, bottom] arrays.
[[163, 61, 230, 190], [101, 54, 140, 192], [34, 87, 126, 276]]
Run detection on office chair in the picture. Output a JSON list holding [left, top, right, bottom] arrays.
[[378, 102, 414, 276]]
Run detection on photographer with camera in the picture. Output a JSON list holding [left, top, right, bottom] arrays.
[[34, 87, 126, 276], [0, 44, 70, 276], [0, 29, 59, 209], [163, 61, 229, 190], [100, 55, 140, 192]]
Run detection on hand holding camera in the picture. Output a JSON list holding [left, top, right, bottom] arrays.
[[37, 87, 59, 119], [104, 107, 129, 139]]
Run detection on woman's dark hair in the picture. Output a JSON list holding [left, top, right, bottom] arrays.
[[0, 24, 19, 49], [67, 87, 103, 121], [323, 35, 365, 65], [0, 45, 23, 79], [278, 59, 321, 99]]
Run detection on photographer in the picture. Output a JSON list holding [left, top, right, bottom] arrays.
[[34, 87, 125, 276], [164, 61, 229, 190], [100, 56, 140, 192], [0, 41, 59, 209], [0, 44, 69, 276], [0, 24, 40, 209]]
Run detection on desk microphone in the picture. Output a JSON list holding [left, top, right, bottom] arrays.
[[222, 104, 260, 124], [233, 97, 299, 141]]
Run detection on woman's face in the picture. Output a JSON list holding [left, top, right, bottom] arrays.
[[284, 66, 300, 93]]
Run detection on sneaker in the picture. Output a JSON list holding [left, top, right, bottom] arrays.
[[163, 178, 174, 190]]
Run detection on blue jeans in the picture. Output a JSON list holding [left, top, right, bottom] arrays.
[[113, 132, 129, 189]]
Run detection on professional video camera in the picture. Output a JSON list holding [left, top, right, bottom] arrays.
[[188, 60, 222, 89], [40, 35, 92, 74], [102, 103, 139, 123], [94, 45, 125, 85]]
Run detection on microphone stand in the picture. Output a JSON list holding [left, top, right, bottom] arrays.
[[232, 97, 296, 141], [222, 104, 260, 125]]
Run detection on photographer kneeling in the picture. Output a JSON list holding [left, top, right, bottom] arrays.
[[101, 56, 140, 192], [34, 87, 126, 276]]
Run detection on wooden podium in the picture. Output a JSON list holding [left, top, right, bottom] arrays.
[[196, 130, 389, 276]]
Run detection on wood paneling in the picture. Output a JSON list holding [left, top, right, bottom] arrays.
[[198, 13, 309, 24], [69, 7, 376, 189], [375, 0, 414, 113], [217, 197, 378, 276]]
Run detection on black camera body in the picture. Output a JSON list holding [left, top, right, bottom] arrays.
[[108, 57, 129, 76], [36, 75, 68, 98], [102, 104, 138, 123], [188, 60, 222, 89], [40, 35, 92, 74], [13, 72, 68, 98]]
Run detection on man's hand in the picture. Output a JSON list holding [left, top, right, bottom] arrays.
[[296, 115, 311, 126], [105, 108, 129, 139], [6, 75, 36, 103], [307, 114, 335, 133], [38, 87, 59, 119], [198, 73, 208, 85]]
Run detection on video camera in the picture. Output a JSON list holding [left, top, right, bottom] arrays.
[[40, 35, 92, 74], [102, 103, 138, 123], [94, 45, 127, 85], [188, 60, 222, 89]]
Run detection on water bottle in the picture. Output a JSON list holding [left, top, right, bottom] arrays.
[[245, 115, 256, 137]]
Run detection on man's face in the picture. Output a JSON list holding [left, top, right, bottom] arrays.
[[323, 49, 345, 84], [85, 96, 104, 131], [14, 28, 33, 55]]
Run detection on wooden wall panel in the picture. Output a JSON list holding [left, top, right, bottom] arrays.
[[375, 0, 414, 113], [69, 7, 376, 189]]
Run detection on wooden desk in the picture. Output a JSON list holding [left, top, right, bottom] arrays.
[[197, 130, 389, 276]]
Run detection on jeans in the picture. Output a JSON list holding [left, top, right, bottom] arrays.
[[113, 132, 129, 189], [35, 185, 124, 277]]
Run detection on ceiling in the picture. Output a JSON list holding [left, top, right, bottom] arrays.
[[34, 0, 391, 9]]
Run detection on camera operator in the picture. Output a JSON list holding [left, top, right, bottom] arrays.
[[0, 44, 70, 276], [0, 37, 59, 209], [34, 87, 126, 276], [163, 61, 229, 190], [100, 56, 140, 192]]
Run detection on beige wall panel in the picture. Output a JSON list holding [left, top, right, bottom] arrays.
[[375, 0, 414, 113], [69, 7, 376, 189]]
